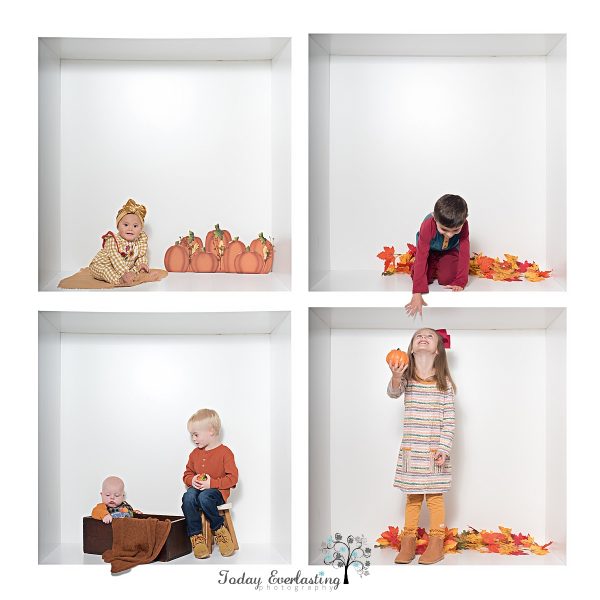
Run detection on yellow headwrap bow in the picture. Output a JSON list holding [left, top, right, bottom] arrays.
[[116, 199, 147, 226]]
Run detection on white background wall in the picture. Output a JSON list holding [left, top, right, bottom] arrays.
[[38, 41, 61, 286], [58, 333, 273, 544], [308, 38, 331, 286], [308, 311, 331, 556], [60, 59, 272, 271], [545, 310, 566, 552], [324, 328, 548, 543], [329, 56, 548, 270], [270, 314, 291, 558], [546, 37, 567, 281], [38, 315, 62, 559], [271, 43, 292, 287]]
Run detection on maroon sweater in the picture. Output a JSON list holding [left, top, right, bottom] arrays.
[[183, 444, 238, 501], [412, 216, 470, 294]]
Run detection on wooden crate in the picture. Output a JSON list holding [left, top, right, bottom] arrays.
[[83, 513, 191, 562]]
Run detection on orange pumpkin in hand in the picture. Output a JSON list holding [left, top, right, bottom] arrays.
[[386, 348, 409, 367]]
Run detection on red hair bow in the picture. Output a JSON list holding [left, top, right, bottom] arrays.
[[435, 329, 451, 349]]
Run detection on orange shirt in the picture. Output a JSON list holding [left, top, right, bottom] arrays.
[[183, 444, 238, 501]]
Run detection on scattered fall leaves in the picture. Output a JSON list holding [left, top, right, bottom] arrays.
[[375, 524, 552, 556], [377, 243, 551, 282]]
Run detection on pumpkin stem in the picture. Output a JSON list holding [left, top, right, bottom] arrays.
[[215, 224, 223, 239], [234, 236, 239, 241], [246, 245, 250, 251]]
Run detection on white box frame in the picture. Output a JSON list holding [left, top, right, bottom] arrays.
[[309, 307, 566, 565], [309, 34, 566, 292], [39, 310, 291, 565], [39, 38, 291, 292]]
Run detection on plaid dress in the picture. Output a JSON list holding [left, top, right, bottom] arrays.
[[89, 231, 148, 284], [388, 376, 456, 494]]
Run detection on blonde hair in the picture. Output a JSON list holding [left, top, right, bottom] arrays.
[[187, 408, 221, 435], [406, 328, 456, 392]]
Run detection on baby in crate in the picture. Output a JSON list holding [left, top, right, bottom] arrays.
[[89, 199, 150, 285], [91, 476, 142, 524]]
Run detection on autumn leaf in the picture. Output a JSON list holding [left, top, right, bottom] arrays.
[[377, 246, 396, 272], [375, 525, 400, 549], [511, 532, 528, 545], [529, 541, 553, 555]]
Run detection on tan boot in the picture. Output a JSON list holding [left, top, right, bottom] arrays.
[[214, 525, 235, 557], [394, 535, 417, 564], [418, 534, 444, 564], [190, 533, 210, 559]]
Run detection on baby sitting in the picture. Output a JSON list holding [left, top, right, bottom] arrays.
[[89, 199, 150, 285], [91, 476, 142, 524]]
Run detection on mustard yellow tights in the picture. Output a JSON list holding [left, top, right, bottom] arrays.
[[402, 493, 445, 538]]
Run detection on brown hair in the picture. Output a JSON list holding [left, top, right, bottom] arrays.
[[433, 194, 468, 229], [405, 328, 456, 392]]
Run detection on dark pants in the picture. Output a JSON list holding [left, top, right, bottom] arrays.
[[411, 248, 460, 286], [181, 487, 225, 537]]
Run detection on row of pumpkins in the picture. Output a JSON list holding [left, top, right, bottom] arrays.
[[164, 225, 274, 274]]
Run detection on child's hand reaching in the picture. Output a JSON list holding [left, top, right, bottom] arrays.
[[138, 264, 150, 274], [102, 514, 113, 524], [388, 358, 408, 390], [405, 293, 427, 317], [444, 285, 463, 292], [388, 359, 408, 377]]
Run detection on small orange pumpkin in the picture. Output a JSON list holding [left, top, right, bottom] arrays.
[[250, 232, 273, 259], [386, 348, 409, 367], [249, 232, 275, 274], [222, 237, 246, 273], [234, 246, 263, 274], [262, 249, 274, 274], [190, 248, 219, 273], [205, 224, 232, 270], [164, 243, 190, 272], [179, 231, 203, 253]]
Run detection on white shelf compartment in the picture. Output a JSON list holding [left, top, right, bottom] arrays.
[[309, 34, 566, 293], [309, 307, 565, 565], [39, 37, 291, 291], [39, 310, 291, 564]]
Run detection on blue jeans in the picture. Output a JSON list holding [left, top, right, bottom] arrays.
[[181, 487, 225, 536]]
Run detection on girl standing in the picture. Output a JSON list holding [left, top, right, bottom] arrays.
[[387, 328, 456, 565]]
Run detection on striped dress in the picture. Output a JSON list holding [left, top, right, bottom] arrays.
[[388, 376, 456, 494]]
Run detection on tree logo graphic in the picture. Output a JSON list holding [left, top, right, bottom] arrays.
[[321, 533, 371, 584]]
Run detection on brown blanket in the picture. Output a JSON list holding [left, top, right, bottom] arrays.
[[58, 267, 168, 289], [102, 517, 171, 573]]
